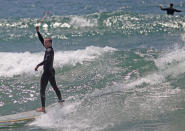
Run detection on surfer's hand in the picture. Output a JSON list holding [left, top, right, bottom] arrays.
[[35, 26, 39, 32], [159, 4, 162, 9], [35, 65, 39, 71]]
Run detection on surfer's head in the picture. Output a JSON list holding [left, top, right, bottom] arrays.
[[170, 3, 173, 8], [44, 38, 52, 48]]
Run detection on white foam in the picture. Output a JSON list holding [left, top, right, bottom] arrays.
[[70, 16, 97, 28], [30, 100, 114, 131], [124, 48, 185, 89], [126, 73, 165, 88], [0, 46, 116, 77], [52, 22, 61, 28], [52, 22, 71, 28], [61, 23, 71, 28], [155, 48, 185, 77], [0, 102, 4, 107], [160, 22, 179, 29], [30, 101, 92, 130]]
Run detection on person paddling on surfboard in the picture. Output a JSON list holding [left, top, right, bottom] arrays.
[[160, 3, 182, 15], [35, 26, 64, 112]]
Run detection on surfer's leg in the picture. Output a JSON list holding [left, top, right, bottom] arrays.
[[36, 74, 48, 112], [40, 74, 49, 107], [49, 73, 62, 102]]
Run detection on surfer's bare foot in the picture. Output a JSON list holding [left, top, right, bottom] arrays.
[[36, 107, 46, 113]]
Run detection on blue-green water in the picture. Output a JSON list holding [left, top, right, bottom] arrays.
[[1, 0, 185, 131]]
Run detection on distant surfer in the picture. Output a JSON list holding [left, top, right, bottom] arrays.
[[160, 3, 182, 15], [35, 26, 64, 112]]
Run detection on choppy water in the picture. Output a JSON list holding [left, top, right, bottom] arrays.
[[1, 0, 185, 131]]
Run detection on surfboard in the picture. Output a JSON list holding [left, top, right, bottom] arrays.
[[0, 102, 64, 124], [0, 110, 43, 123], [0, 100, 64, 124]]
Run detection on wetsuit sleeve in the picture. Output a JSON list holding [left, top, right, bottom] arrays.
[[37, 61, 44, 67], [175, 9, 182, 12], [160, 7, 167, 11], [37, 31, 44, 46]]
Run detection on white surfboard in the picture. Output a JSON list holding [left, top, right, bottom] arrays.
[[0, 102, 64, 123], [0, 110, 43, 123]]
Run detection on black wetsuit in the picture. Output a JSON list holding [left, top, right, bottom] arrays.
[[36, 31, 62, 107], [160, 7, 182, 15]]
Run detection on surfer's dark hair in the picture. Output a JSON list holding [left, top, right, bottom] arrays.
[[170, 3, 173, 7]]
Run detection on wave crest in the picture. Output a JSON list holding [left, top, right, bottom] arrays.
[[0, 46, 116, 77]]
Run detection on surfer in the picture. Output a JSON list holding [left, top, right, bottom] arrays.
[[160, 3, 182, 15], [35, 26, 64, 112]]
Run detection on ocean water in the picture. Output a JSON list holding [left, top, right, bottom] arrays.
[[1, 0, 185, 131]]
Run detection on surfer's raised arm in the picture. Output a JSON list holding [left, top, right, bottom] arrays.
[[35, 26, 44, 46]]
